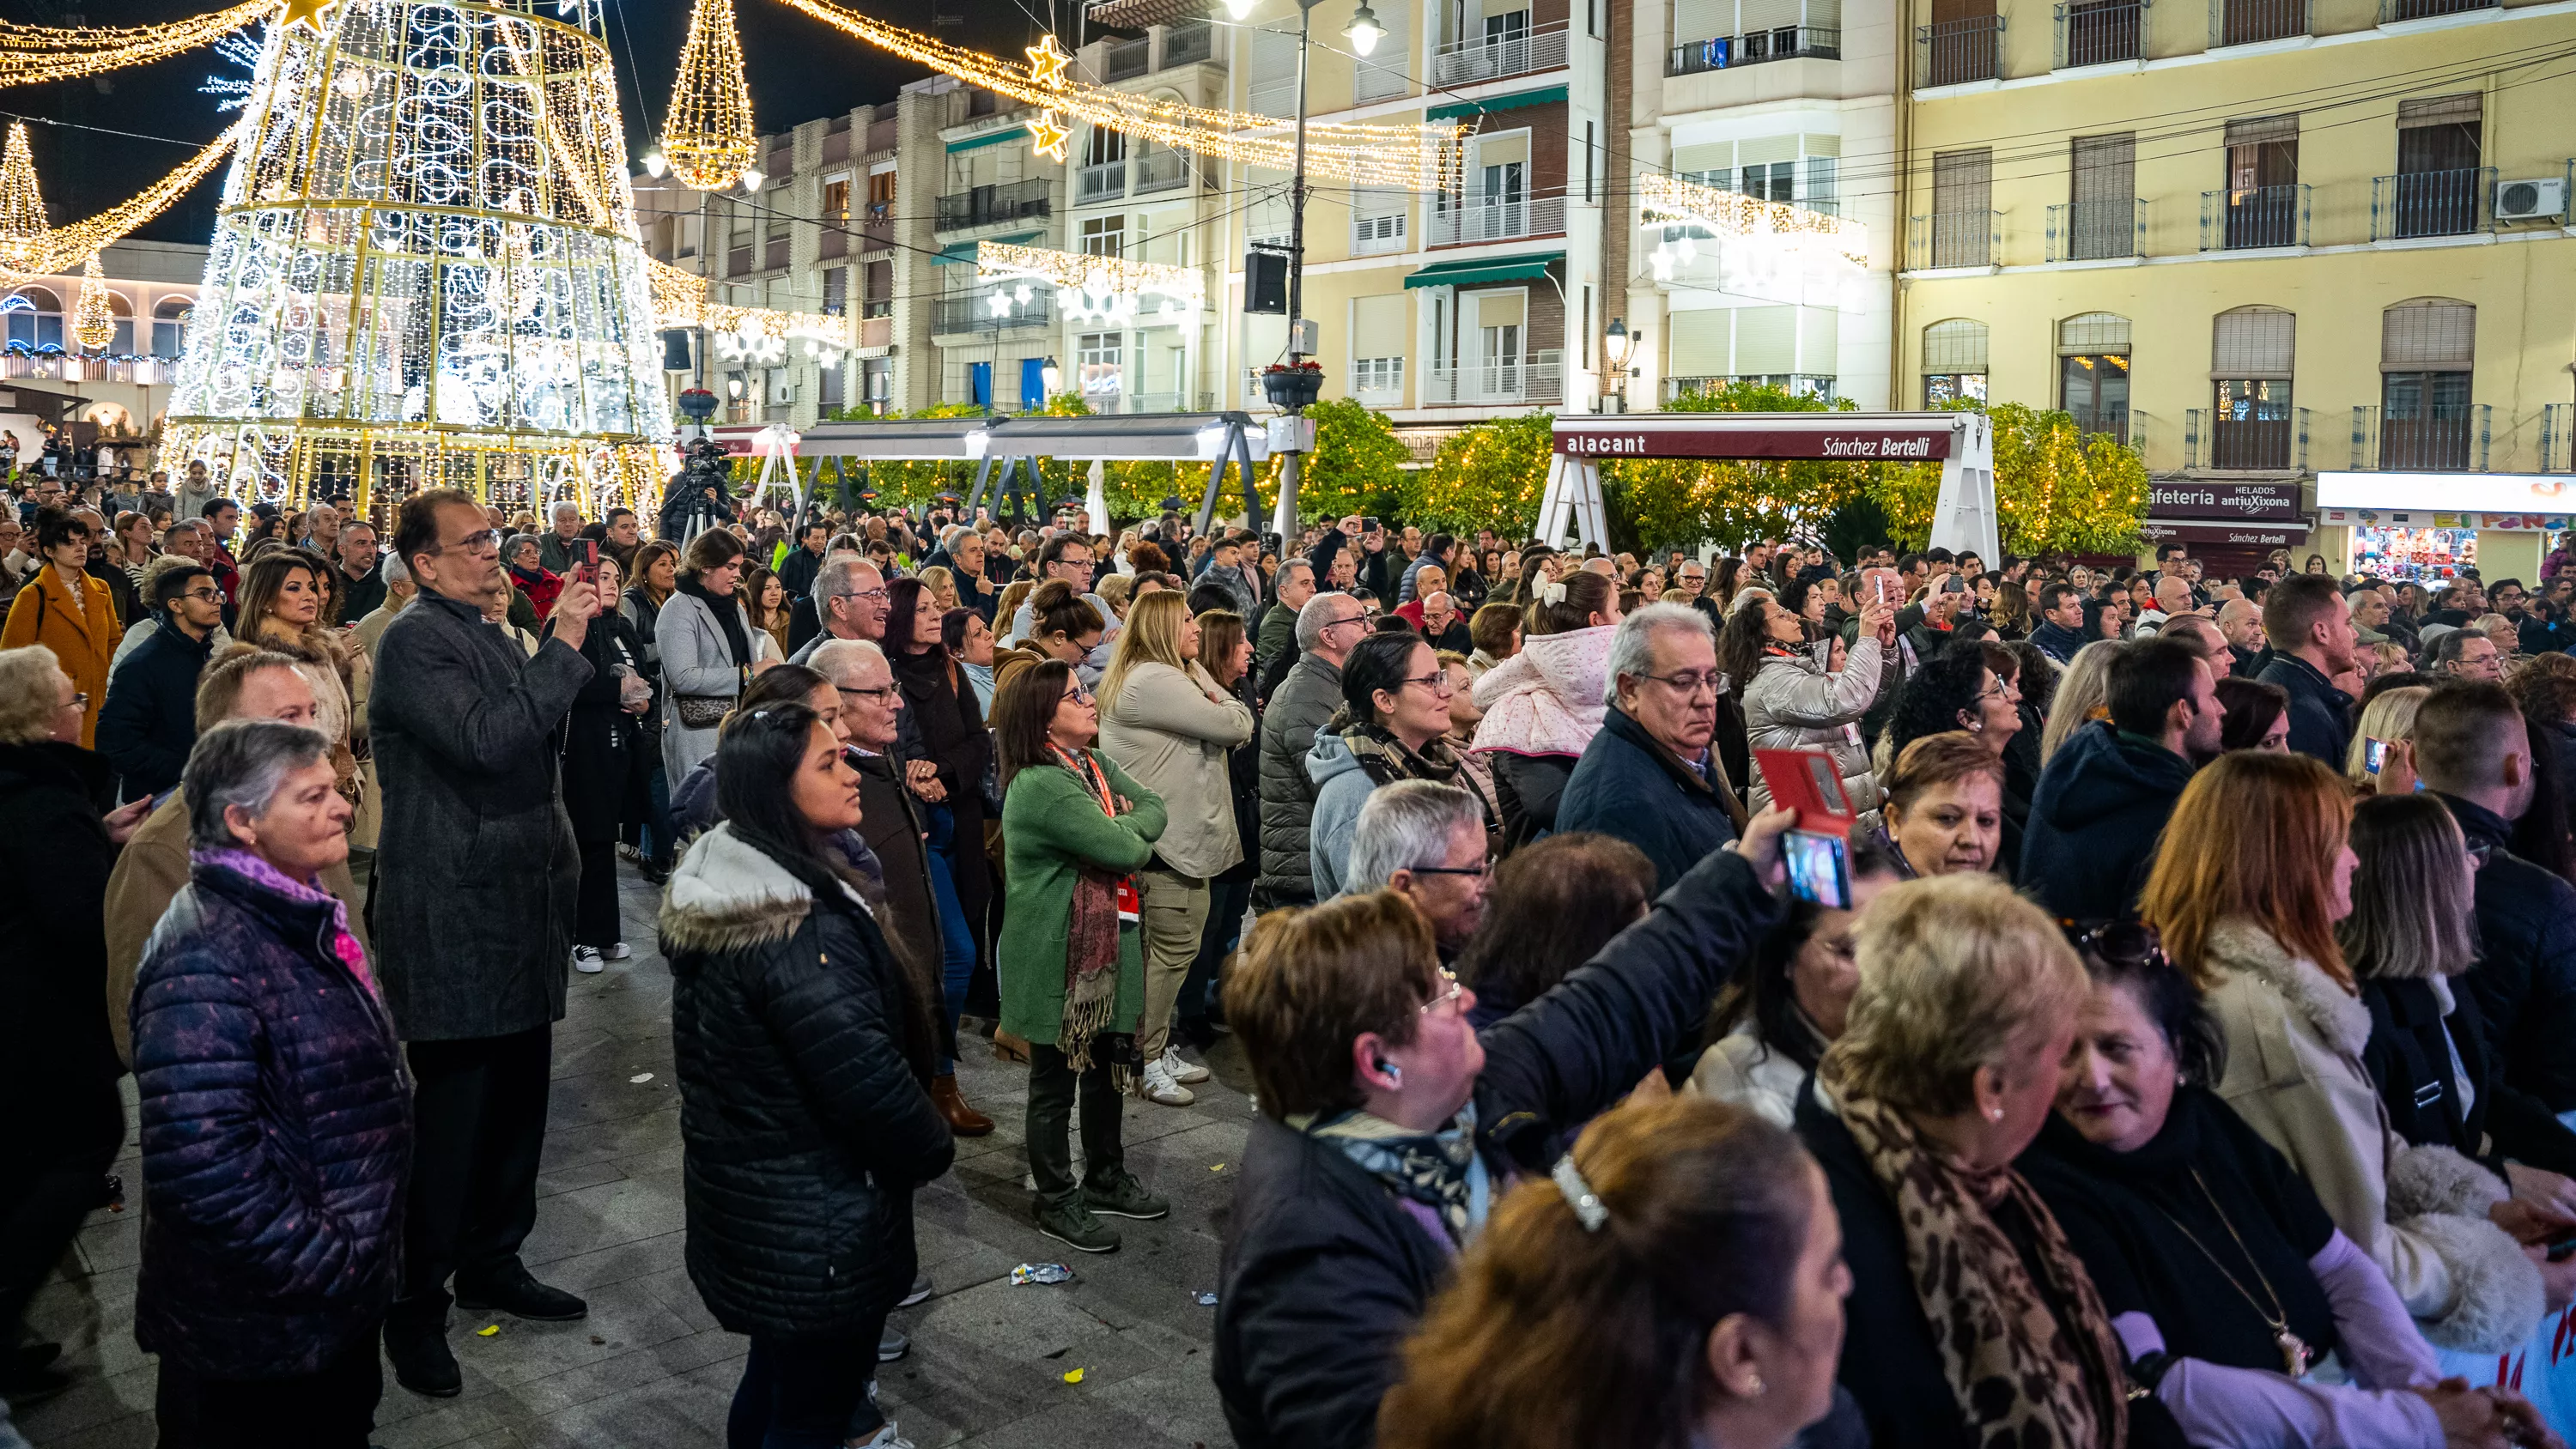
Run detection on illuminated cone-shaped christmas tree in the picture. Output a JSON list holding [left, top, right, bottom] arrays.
[[163, 0, 673, 515]]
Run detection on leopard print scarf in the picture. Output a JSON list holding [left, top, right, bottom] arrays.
[[1830, 1083, 2129, 1449]]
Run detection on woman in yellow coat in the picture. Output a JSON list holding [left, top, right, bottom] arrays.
[[1, 507, 116, 747]]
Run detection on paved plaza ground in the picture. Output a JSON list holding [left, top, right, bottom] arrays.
[[21, 864, 1249, 1449]]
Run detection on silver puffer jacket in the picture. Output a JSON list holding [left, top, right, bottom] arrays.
[[1741, 637, 1886, 814]]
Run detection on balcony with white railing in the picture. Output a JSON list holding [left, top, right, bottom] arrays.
[[1421, 352, 1563, 407], [1426, 191, 1566, 247], [1078, 161, 1127, 205], [1133, 147, 1193, 195], [1432, 18, 1570, 86]]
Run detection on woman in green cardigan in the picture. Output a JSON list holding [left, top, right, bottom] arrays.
[[993, 658, 1174, 1253]]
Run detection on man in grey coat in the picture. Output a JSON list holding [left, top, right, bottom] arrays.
[[370, 488, 599, 1397], [1255, 591, 1368, 908]]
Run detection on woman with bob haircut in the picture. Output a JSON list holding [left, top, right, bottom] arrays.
[[1795, 873, 2125, 1449], [2142, 751, 2555, 1354], [1376, 1097, 1854, 1449], [1868, 731, 2006, 878]]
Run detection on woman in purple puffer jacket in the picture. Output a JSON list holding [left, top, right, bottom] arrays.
[[131, 718, 410, 1449]]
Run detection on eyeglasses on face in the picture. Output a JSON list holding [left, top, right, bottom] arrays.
[[835, 683, 902, 703], [1418, 968, 1467, 1016], [1398, 671, 1454, 694], [1060, 682, 1096, 705], [430, 528, 501, 555], [1636, 670, 1720, 697]]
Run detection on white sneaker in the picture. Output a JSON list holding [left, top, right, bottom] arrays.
[[852, 1423, 914, 1449], [1161, 1046, 1210, 1085], [604, 942, 633, 961], [1139, 1060, 1195, 1106], [572, 946, 605, 974]]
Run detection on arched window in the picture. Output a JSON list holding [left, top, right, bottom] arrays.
[[104, 291, 136, 355], [3, 287, 64, 352], [152, 295, 192, 358], [2057, 312, 2130, 443], [2210, 306, 2293, 470], [1922, 318, 1988, 406], [2380, 298, 2474, 470]]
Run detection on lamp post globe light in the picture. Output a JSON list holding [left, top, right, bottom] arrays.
[[1602, 318, 1637, 413]]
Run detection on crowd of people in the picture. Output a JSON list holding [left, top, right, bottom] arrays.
[[12, 458, 2576, 1449]]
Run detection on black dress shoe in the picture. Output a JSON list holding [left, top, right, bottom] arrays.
[[382, 1318, 461, 1398], [453, 1271, 587, 1322]]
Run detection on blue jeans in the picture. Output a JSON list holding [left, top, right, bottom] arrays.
[[726, 1326, 885, 1449], [635, 759, 677, 867], [923, 804, 978, 1072], [1182, 876, 1253, 1029]]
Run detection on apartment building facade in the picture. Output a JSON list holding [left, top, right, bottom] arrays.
[[1899, 0, 2576, 574]]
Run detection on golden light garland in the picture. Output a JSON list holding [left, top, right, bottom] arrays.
[[0, 0, 276, 88], [976, 239, 1204, 325], [72, 253, 112, 351], [764, 0, 1463, 190], [0, 128, 240, 282], [645, 255, 849, 353], [664, 0, 759, 191], [1636, 172, 1868, 269]]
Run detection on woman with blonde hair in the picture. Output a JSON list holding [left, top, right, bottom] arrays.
[[1796, 873, 2127, 1449], [918, 562, 959, 615], [2345, 684, 2430, 794], [2142, 751, 2555, 1353], [2038, 639, 2121, 765], [1095, 589, 1255, 1104]]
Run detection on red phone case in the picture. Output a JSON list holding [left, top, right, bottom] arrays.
[[1753, 748, 1858, 837]]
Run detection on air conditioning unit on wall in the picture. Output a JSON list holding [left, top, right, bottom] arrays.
[[769, 377, 795, 405], [2494, 177, 2567, 221]]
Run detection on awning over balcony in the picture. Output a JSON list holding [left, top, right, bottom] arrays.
[[1403, 251, 1564, 288], [945, 127, 1025, 154], [933, 232, 1043, 264], [1425, 84, 1569, 122]]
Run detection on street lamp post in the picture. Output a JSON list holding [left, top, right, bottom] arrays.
[[1602, 317, 1637, 413]]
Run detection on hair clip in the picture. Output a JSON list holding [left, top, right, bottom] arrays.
[[1552, 1155, 1608, 1232]]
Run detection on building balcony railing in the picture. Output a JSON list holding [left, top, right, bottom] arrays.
[[2352, 402, 2491, 471], [2046, 198, 2144, 260], [1078, 161, 1127, 205], [1163, 20, 1214, 66], [1668, 374, 1838, 403], [2546, 403, 2576, 474], [1916, 15, 2004, 86], [1133, 148, 1193, 195], [2381, 0, 2494, 20], [1422, 354, 1564, 406], [1082, 389, 1194, 415], [2184, 407, 2308, 470], [1432, 18, 1570, 86], [0, 353, 173, 385], [2200, 185, 2309, 250], [933, 294, 1054, 335], [1667, 25, 1841, 75], [935, 178, 1052, 232], [1426, 192, 1566, 246], [1104, 36, 1151, 80], [2209, 0, 2306, 44], [2055, 0, 2145, 67], [1908, 209, 2002, 269], [1352, 211, 1409, 255], [2372, 167, 2494, 240], [861, 203, 893, 251]]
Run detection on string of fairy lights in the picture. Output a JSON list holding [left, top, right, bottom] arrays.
[[662, 0, 758, 191]]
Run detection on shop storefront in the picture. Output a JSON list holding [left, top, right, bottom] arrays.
[[2141, 480, 2312, 577], [2315, 471, 2576, 585]]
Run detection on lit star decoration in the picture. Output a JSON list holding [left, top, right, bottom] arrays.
[[1026, 33, 1071, 88], [72, 253, 114, 352], [1026, 111, 1071, 162], [276, 0, 339, 31], [976, 239, 1202, 328], [765, 0, 1462, 190]]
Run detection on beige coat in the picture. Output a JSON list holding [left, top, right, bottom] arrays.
[[1097, 658, 1255, 879], [2202, 919, 2542, 1352], [101, 789, 368, 1067]]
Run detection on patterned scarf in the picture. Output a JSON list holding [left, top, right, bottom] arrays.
[[1304, 1104, 1484, 1248], [1049, 745, 1133, 1088], [194, 846, 374, 995], [1827, 1081, 2128, 1449], [1337, 718, 1500, 831]]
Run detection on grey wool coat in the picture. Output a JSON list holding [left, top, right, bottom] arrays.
[[368, 587, 592, 1042]]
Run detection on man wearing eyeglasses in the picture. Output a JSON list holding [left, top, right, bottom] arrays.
[[1558, 603, 1740, 894], [95, 561, 226, 800], [370, 487, 601, 1397], [1257, 591, 1371, 909], [1346, 780, 1491, 959]]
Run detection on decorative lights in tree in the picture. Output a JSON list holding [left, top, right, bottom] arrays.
[[1868, 401, 2146, 555], [662, 0, 757, 191], [162, 0, 675, 515], [73, 254, 113, 353], [1403, 413, 1556, 534]]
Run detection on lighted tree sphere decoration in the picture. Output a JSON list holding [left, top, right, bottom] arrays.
[[161, 0, 675, 516]]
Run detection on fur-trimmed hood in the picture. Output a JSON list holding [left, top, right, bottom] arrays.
[[2204, 918, 2372, 1057], [659, 822, 860, 957]]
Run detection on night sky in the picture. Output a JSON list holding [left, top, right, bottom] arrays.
[[0, 0, 1053, 248]]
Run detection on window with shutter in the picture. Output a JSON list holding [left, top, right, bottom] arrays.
[[2058, 312, 2130, 353], [1668, 310, 1731, 378], [1249, 30, 1297, 117], [2381, 300, 2474, 468], [2382, 300, 2473, 369], [1930, 149, 1992, 267], [2069, 133, 2136, 259], [1674, 141, 1733, 185], [1356, 0, 1411, 99], [1923, 318, 1989, 371], [1734, 306, 1795, 373], [2210, 308, 2293, 468], [1352, 294, 1408, 396], [2211, 307, 2293, 378], [1674, 0, 1734, 44], [1798, 307, 1838, 376]]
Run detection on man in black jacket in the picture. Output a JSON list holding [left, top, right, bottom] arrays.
[[1214, 814, 1793, 1447], [2027, 580, 2089, 665], [96, 561, 222, 799], [2256, 573, 2356, 767], [372, 488, 598, 1397], [2020, 637, 2213, 920], [2415, 682, 2576, 1182]]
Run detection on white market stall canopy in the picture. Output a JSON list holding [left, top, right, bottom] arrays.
[[1539, 412, 1998, 563], [781, 412, 1271, 531]]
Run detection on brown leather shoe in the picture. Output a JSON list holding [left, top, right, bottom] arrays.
[[932, 1073, 994, 1136]]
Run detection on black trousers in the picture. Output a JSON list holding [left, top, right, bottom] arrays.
[[726, 1323, 888, 1449], [1025, 1043, 1125, 1209], [154, 1320, 383, 1449], [392, 1025, 552, 1324], [0, 1082, 119, 1350], [574, 839, 621, 948]]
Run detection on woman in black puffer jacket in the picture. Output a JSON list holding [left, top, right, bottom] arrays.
[[661, 701, 952, 1449]]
